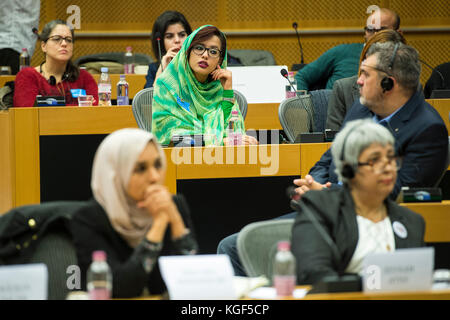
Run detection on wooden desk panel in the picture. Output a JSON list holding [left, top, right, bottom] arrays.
[[245, 103, 281, 130], [402, 200, 450, 243], [39, 106, 137, 135], [429, 98, 450, 133], [303, 288, 450, 300]]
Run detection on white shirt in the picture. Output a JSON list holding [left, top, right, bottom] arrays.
[[345, 215, 395, 275], [0, 0, 40, 55]]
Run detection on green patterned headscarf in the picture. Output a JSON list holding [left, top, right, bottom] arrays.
[[152, 25, 244, 146]]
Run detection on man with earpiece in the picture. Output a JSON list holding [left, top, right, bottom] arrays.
[[295, 41, 448, 200], [217, 41, 448, 278]]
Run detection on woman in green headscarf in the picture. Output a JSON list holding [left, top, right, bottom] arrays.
[[152, 25, 258, 146]]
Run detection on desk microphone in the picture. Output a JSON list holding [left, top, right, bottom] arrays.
[[289, 198, 362, 293], [154, 32, 164, 72], [32, 27, 41, 40], [292, 22, 306, 71], [420, 59, 445, 89]]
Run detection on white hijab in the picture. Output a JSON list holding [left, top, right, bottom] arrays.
[[91, 128, 166, 248]]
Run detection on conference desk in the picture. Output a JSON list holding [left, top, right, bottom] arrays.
[[2, 74, 449, 131], [0, 105, 330, 212], [294, 287, 450, 300], [1, 106, 449, 250]]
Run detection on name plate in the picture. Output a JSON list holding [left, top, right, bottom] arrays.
[[159, 254, 237, 300], [0, 264, 48, 300], [362, 247, 434, 292]]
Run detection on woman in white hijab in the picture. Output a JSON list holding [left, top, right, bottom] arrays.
[[69, 128, 198, 298]]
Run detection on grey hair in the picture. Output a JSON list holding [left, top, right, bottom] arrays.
[[366, 42, 421, 93], [331, 119, 395, 184]]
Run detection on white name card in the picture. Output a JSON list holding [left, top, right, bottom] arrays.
[[229, 66, 288, 104], [0, 264, 48, 300], [362, 247, 434, 293], [158, 254, 237, 300]]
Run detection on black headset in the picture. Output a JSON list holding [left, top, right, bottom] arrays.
[[40, 62, 69, 85], [339, 124, 362, 180], [380, 43, 400, 93]]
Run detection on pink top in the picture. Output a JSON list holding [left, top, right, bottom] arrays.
[[13, 67, 99, 107]]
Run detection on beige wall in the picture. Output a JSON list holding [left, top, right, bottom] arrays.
[[32, 0, 450, 84]]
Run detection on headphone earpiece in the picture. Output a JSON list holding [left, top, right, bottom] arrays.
[[380, 43, 399, 93], [380, 76, 394, 93], [341, 163, 355, 179]]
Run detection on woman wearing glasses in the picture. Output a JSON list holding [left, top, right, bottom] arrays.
[[291, 119, 425, 285], [13, 20, 98, 107], [152, 25, 258, 146]]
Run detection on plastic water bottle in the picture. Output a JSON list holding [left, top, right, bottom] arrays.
[[273, 241, 296, 297], [227, 110, 244, 145], [116, 75, 129, 105], [285, 71, 297, 98], [87, 250, 112, 300], [19, 48, 30, 71], [124, 46, 134, 74], [98, 67, 112, 106]]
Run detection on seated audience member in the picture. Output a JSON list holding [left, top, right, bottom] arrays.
[[152, 25, 258, 146], [69, 128, 198, 298], [301, 42, 448, 200], [144, 11, 192, 88], [13, 19, 98, 107], [326, 29, 406, 131], [291, 119, 425, 285], [295, 8, 401, 91], [424, 62, 450, 99], [218, 41, 448, 277]]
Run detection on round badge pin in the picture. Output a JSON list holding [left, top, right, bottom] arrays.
[[392, 221, 408, 239]]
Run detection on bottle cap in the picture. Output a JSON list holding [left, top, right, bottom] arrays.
[[126, 46, 132, 51], [120, 74, 126, 79], [92, 250, 107, 261], [22, 48, 27, 51], [277, 241, 291, 251], [101, 67, 109, 73], [231, 110, 239, 115]]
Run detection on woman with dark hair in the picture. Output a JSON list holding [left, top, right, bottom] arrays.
[[144, 11, 192, 88], [152, 25, 258, 146], [13, 19, 98, 107]]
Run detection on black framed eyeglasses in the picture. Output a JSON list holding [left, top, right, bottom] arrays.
[[47, 35, 73, 44], [192, 44, 221, 58], [364, 26, 388, 34], [358, 155, 402, 173]]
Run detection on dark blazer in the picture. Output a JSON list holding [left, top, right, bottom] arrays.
[[68, 195, 197, 298], [325, 75, 360, 131], [291, 186, 426, 285], [309, 90, 449, 199]]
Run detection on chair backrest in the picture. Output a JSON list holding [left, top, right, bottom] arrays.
[[227, 49, 276, 66], [234, 89, 248, 119], [132, 87, 153, 132], [278, 95, 315, 142], [309, 89, 333, 132], [237, 219, 295, 280], [29, 231, 78, 300]]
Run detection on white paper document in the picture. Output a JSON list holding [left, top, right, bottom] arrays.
[[229, 66, 288, 104], [159, 254, 237, 300], [0, 263, 48, 300]]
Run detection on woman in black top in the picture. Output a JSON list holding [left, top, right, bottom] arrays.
[[69, 128, 198, 298]]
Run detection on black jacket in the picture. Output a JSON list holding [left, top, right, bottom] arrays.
[[291, 186, 425, 285], [0, 201, 85, 265], [68, 195, 197, 298]]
